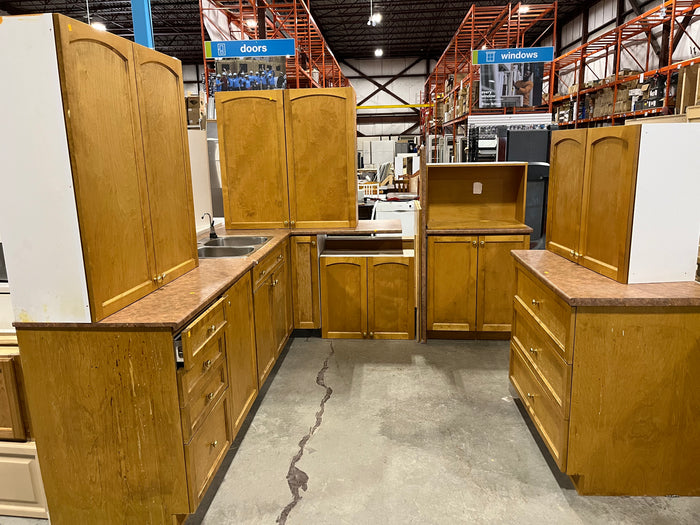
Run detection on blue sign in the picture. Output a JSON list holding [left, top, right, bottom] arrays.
[[472, 46, 554, 64], [205, 39, 295, 58]]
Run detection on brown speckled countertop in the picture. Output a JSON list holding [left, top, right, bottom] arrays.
[[428, 226, 533, 235], [14, 220, 402, 333], [513, 250, 700, 307]]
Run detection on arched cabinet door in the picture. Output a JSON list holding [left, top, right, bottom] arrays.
[[54, 14, 156, 320], [368, 257, 415, 340], [285, 87, 358, 229], [320, 257, 367, 338], [579, 126, 640, 283], [546, 129, 587, 264], [133, 44, 198, 287], [216, 91, 290, 229]]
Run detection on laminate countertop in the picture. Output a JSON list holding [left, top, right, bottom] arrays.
[[513, 250, 700, 307], [15, 220, 402, 333]]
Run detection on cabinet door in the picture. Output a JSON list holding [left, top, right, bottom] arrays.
[[368, 257, 415, 339], [427, 236, 478, 332], [0, 357, 25, 440], [133, 44, 198, 286], [54, 15, 157, 321], [216, 91, 289, 229], [253, 277, 276, 386], [546, 129, 587, 263], [285, 88, 358, 229], [320, 257, 367, 338], [580, 126, 640, 283], [476, 235, 529, 333], [224, 272, 258, 437], [291, 236, 320, 329], [271, 260, 291, 357]]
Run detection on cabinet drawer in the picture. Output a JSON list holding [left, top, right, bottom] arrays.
[[184, 393, 232, 511], [516, 268, 572, 357], [182, 297, 227, 368], [180, 357, 228, 442], [509, 344, 569, 472], [253, 241, 286, 288], [178, 335, 226, 406], [512, 298, 572, 415]]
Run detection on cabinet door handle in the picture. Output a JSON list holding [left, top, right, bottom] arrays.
[[472, 240, 477, 247], [311, 240, 316, 246], [480, 240, 485, 246], [291, 220, 296, 226], [203, 359, 212, 370], [362, 332, 367, 337], [206, 392, 215, 401], [277, 254, 283, 261], [261, 269, 267, 276], [210, 440, 218, 448], [531, 299, 540, 307], [526, 393, 537, 400], [529, 347, 539, 354], [369, 332, 374, 338], [283, 220, 289, 226], [208, 324, 216, 333]]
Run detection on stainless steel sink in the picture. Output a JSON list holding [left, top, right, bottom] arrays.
[[197, 246, 255, 258], [203, 236, 269, 247]]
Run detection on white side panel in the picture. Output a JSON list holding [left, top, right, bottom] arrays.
[[0, 293, 13, 333], [0, 15, 91, 322], [628, 124, 700, 283], [187, 129, 214, 232]]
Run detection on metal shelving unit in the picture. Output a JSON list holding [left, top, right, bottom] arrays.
[[552, 0, 700, 127], [199, 0, 349, 97], [419, 2, 558, 160]]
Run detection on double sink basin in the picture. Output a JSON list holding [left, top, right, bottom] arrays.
[[197, 236, 269, 258]]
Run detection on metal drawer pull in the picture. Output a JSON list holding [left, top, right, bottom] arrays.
[[531, 299, 540, 307], [480, 240, 485, 246], [277, 254, 283, 261], [369, 332, 374, 337], [206, 392, 215, 401], [210, 440, 218, 448], [526, 393, 537, 399], [311, 240, 316, 246], [529, 347, 539, 354], [208, 324, 216, 333], [472, 240, 477, 246], [261, 269, 267, 276], [203, 359, 212, 370]]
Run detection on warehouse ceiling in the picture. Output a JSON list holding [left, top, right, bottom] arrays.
[[0, 1, 591, 64]]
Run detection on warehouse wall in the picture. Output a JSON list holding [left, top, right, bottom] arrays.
[[183, 64, 206, 96], [341, 57, 435, 138]]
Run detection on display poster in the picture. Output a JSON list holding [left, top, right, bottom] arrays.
[[209, 56, 287, 95]]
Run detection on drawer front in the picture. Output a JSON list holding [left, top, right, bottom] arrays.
[[178, 335, 226, 405], [180, 357, 228, 442], [509, 344, 569, 472], [184, 394, 232, 511], [516, 268, 572, 358], [182, 297, 227, 368], [253, 241, 286, 288], [512, 298, 572, 415]]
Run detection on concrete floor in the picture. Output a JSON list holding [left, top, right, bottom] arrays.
[[3, 338, 698, 524]]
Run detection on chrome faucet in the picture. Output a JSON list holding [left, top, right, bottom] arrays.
[[201, 212, 218, 239]]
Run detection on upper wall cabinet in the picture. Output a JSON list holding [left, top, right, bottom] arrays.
[[0, 14, 198, 323], [546, 125, 700, 284], [216, 87, 358, 230]]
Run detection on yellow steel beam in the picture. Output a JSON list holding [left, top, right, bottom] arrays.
[[356, 104, 433, 109]]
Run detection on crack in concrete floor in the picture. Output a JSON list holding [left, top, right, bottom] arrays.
[[276, 341, 335, 525]]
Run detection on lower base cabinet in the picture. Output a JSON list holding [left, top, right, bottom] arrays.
[[320, 255, 415, 339], [0, 440, 49, 519], [427, 234, 528, 335], [510, 258, 700, 495]]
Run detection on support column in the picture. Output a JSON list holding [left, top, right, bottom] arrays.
[[131, 0, 154, 49]]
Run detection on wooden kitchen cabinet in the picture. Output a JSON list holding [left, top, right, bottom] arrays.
[[320, 255, 414, 339], [546, 125, 700, 283], [223, 273, 259, 437], [285, 88, 358, 228], [427, 235, 528, 335], [0, 356, 25, 441], [216, 91, 289, 229], [253, 241, 292, 385], [216, 87, 358, 230], [0, 14, 198, 323], [291, 236, 321, 329], [509, 251, 700, 495]]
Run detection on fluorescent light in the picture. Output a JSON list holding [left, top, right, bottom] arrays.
[[482, 44, 487, 50], [91, 22, 106, 31], [374, 48, 383, 57], [246, 19, 257, 28], [519, 5, 530, 14], [371, 12, 382, 24]]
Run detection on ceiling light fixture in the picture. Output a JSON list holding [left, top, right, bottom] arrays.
[[367, 0, 382, 26], [375, 48, 383, 57], [519, 5, 530, 14], [246, 19, 257, 28]]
